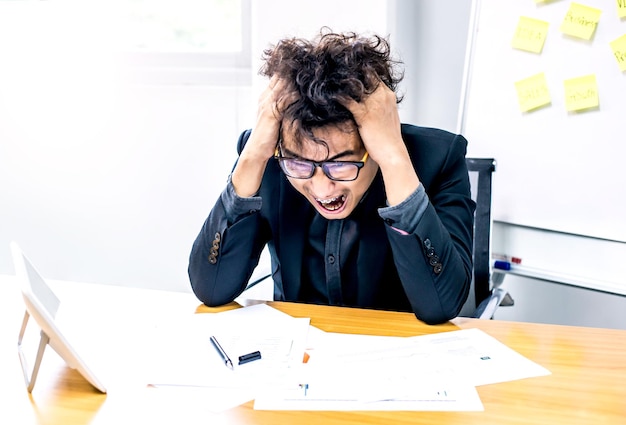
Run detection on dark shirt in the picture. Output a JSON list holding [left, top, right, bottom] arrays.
[[222, 175, 429, 308]]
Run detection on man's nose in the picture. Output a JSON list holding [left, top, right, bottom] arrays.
[[309, 166, 334, 192]]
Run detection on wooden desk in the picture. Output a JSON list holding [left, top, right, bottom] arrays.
[[1, 278, 625, 424]]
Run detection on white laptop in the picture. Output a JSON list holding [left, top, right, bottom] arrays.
[[10, 241, 107, 393]]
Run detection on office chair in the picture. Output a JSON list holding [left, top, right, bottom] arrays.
[[458, 158, 513, 319]]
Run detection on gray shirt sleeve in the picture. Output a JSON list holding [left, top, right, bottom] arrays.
[[221, 175, 263, 224], [222, 173, 427, 234], [378, 184, 429, 235]]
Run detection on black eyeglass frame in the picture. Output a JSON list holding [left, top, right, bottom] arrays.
[[273, 145, 369, 182]]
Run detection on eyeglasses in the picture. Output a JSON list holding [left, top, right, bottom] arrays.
[[274, 145, 369, 182]]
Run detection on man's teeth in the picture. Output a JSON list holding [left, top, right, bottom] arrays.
[[315, 195, 345, 211], [317, 196, 339, 205]]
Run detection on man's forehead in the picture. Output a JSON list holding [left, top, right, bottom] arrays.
[[281, 123, 361, 153], [280, 139, 328, 160]]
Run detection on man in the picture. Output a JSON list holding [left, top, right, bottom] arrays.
[[188, 30, 475, 324]]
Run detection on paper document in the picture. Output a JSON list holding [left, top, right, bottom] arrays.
[[143, 304, 310, 412], [255, 383, 483, 411], [255, 327, 550, 411], [409, 328, 551, 386], [141, 303, 549, 413], [254, 364, 483, 411], [308, 328, 551, 387]]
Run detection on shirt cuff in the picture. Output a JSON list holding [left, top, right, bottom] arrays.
[[221, 175, 263, 223], [378, 185, 428, 235]]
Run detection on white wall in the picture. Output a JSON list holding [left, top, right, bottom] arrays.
[[0, 0, 392, 292], [0, 81, 249, 291], [393, 0, 473, 131], [0, 2, 250, 291]]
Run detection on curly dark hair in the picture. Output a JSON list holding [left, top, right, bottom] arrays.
[[260, 29, 404, 150]]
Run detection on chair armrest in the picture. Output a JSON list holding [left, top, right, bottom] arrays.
[[474, 287, 506, 319], [473, 271, 514, 319]]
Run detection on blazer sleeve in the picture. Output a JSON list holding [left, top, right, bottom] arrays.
[[188, 131, 270, 306], [385, 133, 474, 324]]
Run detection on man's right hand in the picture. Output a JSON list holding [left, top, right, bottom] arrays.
[[231, 77, 293, 198]]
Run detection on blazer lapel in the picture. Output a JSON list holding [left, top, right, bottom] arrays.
[[275, 183, 311, 301]]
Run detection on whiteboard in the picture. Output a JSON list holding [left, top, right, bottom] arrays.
[[459, 0, 626, 242]]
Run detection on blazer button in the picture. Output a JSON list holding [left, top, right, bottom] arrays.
[[433, 263, 443, 274], [209, 232, 221, 265], [211, 232, 221, 259], [429, 255, 439, 266]]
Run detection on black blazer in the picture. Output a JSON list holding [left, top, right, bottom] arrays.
[[189, 124, 475, 324]]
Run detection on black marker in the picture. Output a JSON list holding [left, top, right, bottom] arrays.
[[238, 351, 262, 365]]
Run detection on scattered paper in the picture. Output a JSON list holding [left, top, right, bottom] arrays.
[[143, 304, 310, 412], [254, 328, 550, 411], [139, 303, 550, 413]]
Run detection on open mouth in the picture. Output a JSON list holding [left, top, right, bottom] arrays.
[[315, 195, 346, 212]]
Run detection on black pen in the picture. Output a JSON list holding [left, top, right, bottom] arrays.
[[209, 336, 233, 369]]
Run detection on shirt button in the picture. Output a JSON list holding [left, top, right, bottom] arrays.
[[328, 255, 336, 264]]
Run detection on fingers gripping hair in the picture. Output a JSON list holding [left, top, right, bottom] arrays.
[[260, 29, 404, 148]]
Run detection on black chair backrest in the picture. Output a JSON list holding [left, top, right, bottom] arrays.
[[465, 158, 496, 312]]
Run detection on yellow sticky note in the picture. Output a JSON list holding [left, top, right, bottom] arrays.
[[514, 73, 551, 112], [563, 75, 599, 111], [560, 3, 602, 40], [512, 16, 550, 53], [618, 0, 626, 18], [610, 34, 626, 71]]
